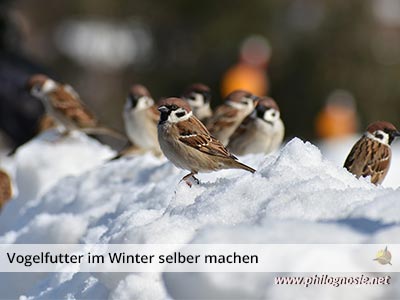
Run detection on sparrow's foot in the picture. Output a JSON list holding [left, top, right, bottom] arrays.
[[181, 173, 200, 187], [192, 175, 200, 185]]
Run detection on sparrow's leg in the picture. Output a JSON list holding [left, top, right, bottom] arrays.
[[181, 172, 200, 187], [191, 175, 200, 185]]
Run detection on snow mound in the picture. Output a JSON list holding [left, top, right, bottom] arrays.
[[0, 134, 399, 299]]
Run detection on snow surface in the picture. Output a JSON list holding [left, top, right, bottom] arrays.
[[0, 130, 400, 299]]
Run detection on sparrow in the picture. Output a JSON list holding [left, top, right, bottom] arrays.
[[344, 121, 400, 185], [27, 74, 125, 140], [181, 83, 212, 122], [207, 90, 258, 146], [0, 169, 12, 209], [157, 97, 255, 186], [121, 84, 161, 156], [228, 97, 285, 155]]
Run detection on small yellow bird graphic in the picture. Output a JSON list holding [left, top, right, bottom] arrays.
[[373, 246, 392, 265]]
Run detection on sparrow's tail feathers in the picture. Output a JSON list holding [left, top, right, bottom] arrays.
[[108, 145, 143, 161], [109, 152, 123, 161], [233, 160, 256, 173], [81, 127, 127, 141]]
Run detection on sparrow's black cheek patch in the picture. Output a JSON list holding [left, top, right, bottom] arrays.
[[159, 111, 170, 123], [176, 112, 185, 118], [201, 92, 211, 103], [129, 95, 139, 107], [256, 107, 266, 119]]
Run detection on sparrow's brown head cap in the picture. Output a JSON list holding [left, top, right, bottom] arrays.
[[367, 121, 398, 134], [183, 83, 210, 95], [225, 89, 258, 103], [182, 83, 212, 104], [26, 74, 49, 90], [257, 96, 280, 112], [129, 84, 152, 98], [158, 97, 192, 113]]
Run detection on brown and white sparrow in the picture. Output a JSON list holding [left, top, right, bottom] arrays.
[[0, 169, 12, 209], [207, 90, 258, 146], [181, 83, 212, 122], [157, 97, 255, 186], [27, 74, 125, 140], [344, 121, 400, 185], [228, 97, 285, 155], [121, 84, 161, 156]]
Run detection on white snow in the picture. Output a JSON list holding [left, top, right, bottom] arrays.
[[0, 131, 399, 299]]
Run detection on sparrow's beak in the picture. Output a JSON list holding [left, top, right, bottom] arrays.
[[158, 105, 168, 113], [252, 96, 260, 107], [391, 131, 400, 138]]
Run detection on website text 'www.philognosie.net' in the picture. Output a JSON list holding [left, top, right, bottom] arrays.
[[274, 274, 391, 287]]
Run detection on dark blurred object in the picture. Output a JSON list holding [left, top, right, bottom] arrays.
[[0, 6, 48, 148], [315, 90, 359, 139]]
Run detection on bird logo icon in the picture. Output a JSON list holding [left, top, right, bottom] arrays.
[[373, 246, 392, 265]]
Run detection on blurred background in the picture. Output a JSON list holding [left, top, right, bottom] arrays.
[[1, 0, 400, 148]]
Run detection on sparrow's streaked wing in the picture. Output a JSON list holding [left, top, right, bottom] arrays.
[[177, 117, 235, 159], [48, 87, 98, 128], [344, 137, 391, 184]]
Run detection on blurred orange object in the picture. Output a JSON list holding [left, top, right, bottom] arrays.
[[221, 35, 271, 97], [221, 63, 268, 97], [315, 90, 358, 139]]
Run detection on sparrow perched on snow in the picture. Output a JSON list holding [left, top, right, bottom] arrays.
[[228, 97, 284, 155], [207, 90, 258, 146], [122, 84, 161, 155], [27, 74, 125, 140], [157, 97, 255, 186], [0, 169, 12, 209], [181, 83, 212, 122], [344, 121, 400, 185]]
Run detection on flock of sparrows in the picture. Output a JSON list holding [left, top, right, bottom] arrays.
[[26, 74, 285, 186], [0, 73, 399, 203]]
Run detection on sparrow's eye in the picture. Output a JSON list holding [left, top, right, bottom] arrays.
[[32, 85, 41, 94], [187, 94, 196, 101], [170, 104, 178, 110]]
